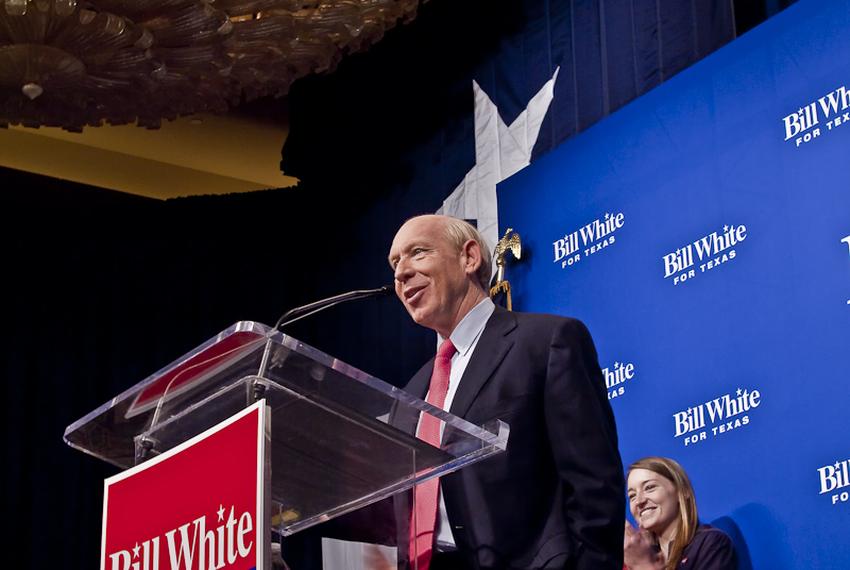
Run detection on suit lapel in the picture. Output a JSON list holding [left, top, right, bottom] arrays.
[[406, 358, 434, 400], [394, 359, 435, 435], [449, 306, 517, 419]]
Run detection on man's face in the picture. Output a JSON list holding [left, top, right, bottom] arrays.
[[388, 216, 472, 337]]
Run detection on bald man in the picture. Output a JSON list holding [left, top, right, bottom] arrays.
[[388, 215, 624, 570]]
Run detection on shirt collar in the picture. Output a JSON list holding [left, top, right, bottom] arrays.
[[438, 297, 495, 357]]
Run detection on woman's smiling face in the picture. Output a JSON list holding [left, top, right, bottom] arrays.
[[627, 467, 680, 537]]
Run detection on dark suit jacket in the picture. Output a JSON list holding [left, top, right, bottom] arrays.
[[679, 525, 737, 570], [398, 307, 625, 570]]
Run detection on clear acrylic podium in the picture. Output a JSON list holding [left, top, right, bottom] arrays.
[[64, 321, 508, 546]]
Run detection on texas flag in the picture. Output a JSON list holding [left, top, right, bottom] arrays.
[[281, 0, 735, 245]]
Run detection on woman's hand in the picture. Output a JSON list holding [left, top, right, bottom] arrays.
[[623, 521, 665, 570]]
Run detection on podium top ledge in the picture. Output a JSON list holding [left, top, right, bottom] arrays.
[[64, 320, 504, 470]]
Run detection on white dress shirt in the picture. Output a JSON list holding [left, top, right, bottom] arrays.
[[428, 297, 495, 549]]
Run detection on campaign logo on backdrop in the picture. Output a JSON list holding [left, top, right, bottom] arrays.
[[817, 457, 850, 506], [662, 223, 747, 286], [603, 359, 636, 401], [672, 387, 761, 447], [782, 84, 850, 147], [552, 211, 625, 269], [102, 402, 267, 570]]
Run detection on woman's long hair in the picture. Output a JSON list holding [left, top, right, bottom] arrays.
[[628, 457, 699, 570]]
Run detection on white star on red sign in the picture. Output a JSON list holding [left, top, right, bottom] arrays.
[[217, 504, 226, 522]]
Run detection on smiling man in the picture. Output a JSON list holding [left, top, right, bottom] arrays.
[[388, 214, 625, 570]]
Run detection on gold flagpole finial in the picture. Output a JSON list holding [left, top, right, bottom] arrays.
[[489, 228, 522, 310]]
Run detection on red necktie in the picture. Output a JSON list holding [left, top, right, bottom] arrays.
[[410, 338, 457, 570]]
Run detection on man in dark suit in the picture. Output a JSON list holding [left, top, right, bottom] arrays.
[[388, 214, 624, 570]]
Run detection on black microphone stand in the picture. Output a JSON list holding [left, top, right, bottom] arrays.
[[253, 285, 394, 401]]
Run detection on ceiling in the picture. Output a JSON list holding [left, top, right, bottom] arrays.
[[0, 104, 298, 200], [0, 0, 424, 200], [0, 0, 788, 201]]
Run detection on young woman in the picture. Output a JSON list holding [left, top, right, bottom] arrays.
[[624, 457, 737, 570]]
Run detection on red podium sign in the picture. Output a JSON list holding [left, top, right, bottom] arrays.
[[101, 401, 269, 570]]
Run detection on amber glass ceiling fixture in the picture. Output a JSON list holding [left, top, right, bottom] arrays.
[[0, 0, 422, 130]]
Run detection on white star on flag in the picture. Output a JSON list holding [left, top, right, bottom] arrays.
[[438, 67, 560, 271]]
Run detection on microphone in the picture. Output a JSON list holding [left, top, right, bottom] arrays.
[[273, 284, 394, 331], [253, 284, 393, 397]]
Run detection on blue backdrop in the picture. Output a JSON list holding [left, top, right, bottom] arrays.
[[498, 1, 850, 568]]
